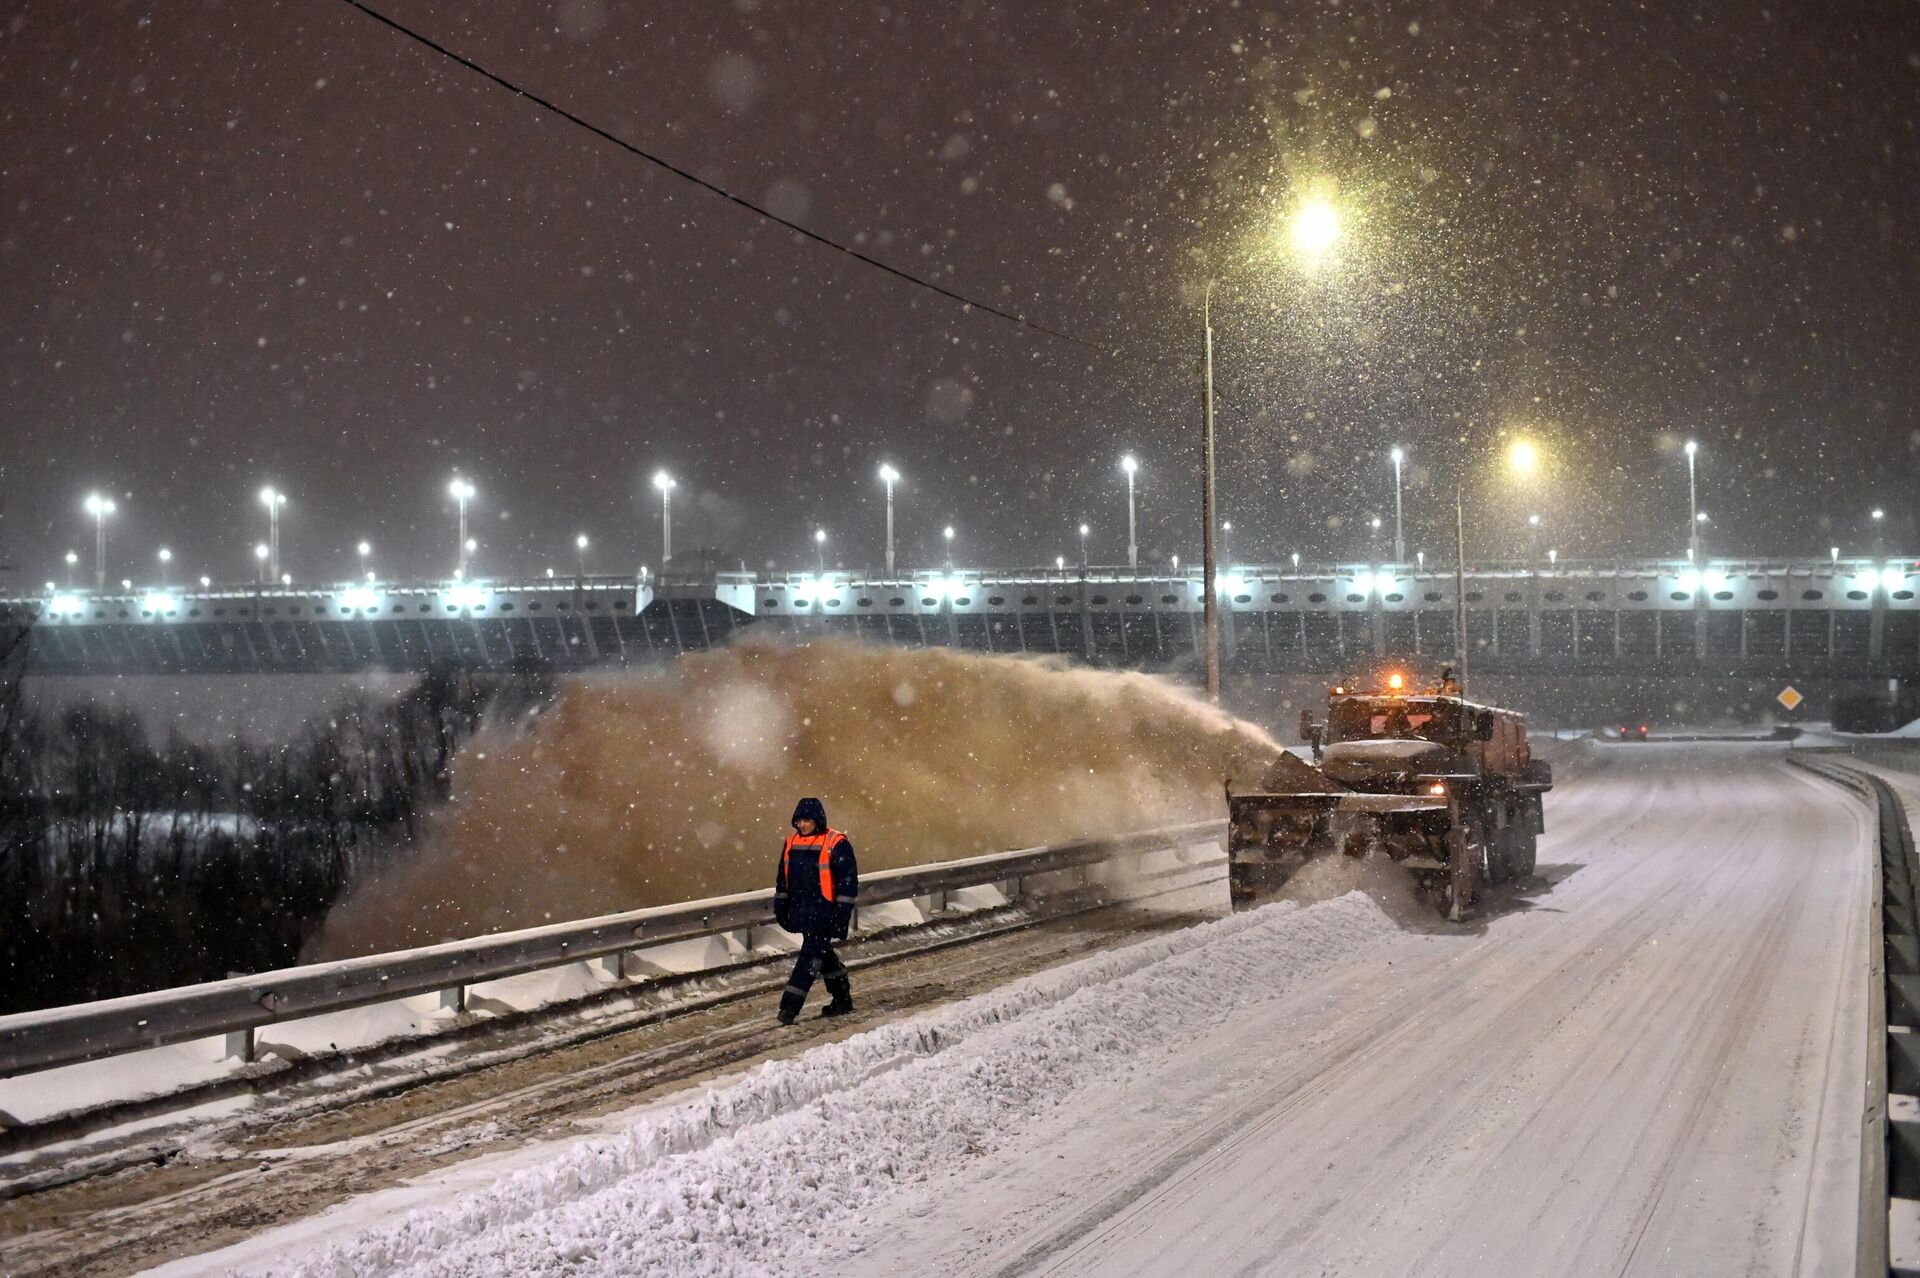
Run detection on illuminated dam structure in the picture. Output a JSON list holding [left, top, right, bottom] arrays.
[[7, 558, 1919, 679]]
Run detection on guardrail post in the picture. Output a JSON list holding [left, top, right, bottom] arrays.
[[439, 983, 467, 1014], [592, 953, 625, 982], [223, 1026, 254, 1063]]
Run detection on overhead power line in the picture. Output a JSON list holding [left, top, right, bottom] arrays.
[[339, 0, 1103, 351]]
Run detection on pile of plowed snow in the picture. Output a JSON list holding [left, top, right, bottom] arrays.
[[260, 892, 1400, 1278]]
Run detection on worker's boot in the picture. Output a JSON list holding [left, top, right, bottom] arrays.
[[820, 973, 853, 1018]]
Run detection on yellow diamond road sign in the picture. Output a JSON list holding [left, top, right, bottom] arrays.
[[1777, 686, 1804, 712]]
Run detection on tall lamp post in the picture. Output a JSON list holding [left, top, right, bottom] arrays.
[[943, 525, 956, 572], [1195, 194, 1342, 703], [652, 470, 676, 566], [1390, 447, 1407, 562], [259, 487, 287, 581], [878, 463, 900, 574], [575, 534, 589, 577], [1455, 438, 1542, 697], [448, 477, 475, 576], [1873, 507, 1887, 559], [84, 493, 116, 591], [156, 547, 172, 585], [814, 528, 827, 572], [1684, 440, 1700, 561], [1078, 522, 1090, 569], [63, 550, 77, 587], [254, 542, 270, 584], [1121, 454, 1139, 573], [358, 540, 373, 581]]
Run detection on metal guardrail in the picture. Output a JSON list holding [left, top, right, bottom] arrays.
[[1786, 752, 1912, 1276], [0, 819, 1224, 1080]]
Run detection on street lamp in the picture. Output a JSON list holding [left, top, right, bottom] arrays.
[[1221, 520, 1233, 564], [357, 540, 372, 581], [1683, 440, 1700, 561], [1055, 555, 1065, 571], [814, 527, 827, 573], [943, 525, 956, 573], [1453, 440, 1546, 697], [254, 542, 270, 583], [1120, 454, 1139, 572], [877, 463, 901, 574], [1078, 522, 1090, 569], [1526, 513, 1542, 564], [1389, 447, 1407, 562], [1191, 194, 1344, 703], [448, 477, 475, 575], [1369, 516, 1383, 563], [575, 533, 589, 577], [157, 547, 172, 585], [258, 486, 287, 581], [652, 470, 676, 566], [84, 492, 116, 591], [464, 537, 478, 575], [63, 549, 77, 587], [1873, 507, 1887, 558]]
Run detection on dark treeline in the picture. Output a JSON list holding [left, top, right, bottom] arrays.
[[0, 643, 556, 1016]]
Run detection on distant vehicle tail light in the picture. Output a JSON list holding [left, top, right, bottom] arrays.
[[1426, 781, 1447, 796]]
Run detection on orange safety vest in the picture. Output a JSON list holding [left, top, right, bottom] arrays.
[[782, 829, 845, 903]]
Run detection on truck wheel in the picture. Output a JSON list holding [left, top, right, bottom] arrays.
[[1510, 825, 1538, 880], [1447, 819, 1487, 920], [1483, 807, 1514, 883]]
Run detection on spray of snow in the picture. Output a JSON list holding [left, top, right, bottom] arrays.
[[313, 639, 1318, 955], [262, 892, 1400, 1277]]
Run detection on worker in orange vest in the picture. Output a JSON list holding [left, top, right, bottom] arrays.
[[774, 797, 859, 1025]]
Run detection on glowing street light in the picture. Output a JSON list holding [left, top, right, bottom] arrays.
[[1055, 555, 1066, 571], [652, 470, 676, 566], [1873, 507, 1887, 558], [878, 463, 901, 574], [1454, 440, 1548, 700], [448, 477, 476, 574], [199, 575, 211, 589], [813, 527, 827, 573], [943, 524, 956, 573], [63, 549, 77, 587], [1286, 198, 1342, 261], [1527, 513, 1542, 564], [1369, 515, 1383, 562], [156, 547, 172, 585], [84, 492, 116, 591], [1221, 520, 1233, 564], [1389, 447, 1407, 562], [1121, 454, 1139, 572], [258, 486, 287, 581], [1078, 522, 1090, 569], [253, 542, 270, 583], [575, 533, 590, 577], [357, 540, 373, 581]]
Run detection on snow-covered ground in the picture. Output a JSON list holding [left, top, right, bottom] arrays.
[[165, 743, 1869, 1277]]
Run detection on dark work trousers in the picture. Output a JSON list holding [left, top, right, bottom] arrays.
[[780, 932, 851, 1018]]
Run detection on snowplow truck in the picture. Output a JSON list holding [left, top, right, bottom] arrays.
[[1228, 679, 1552, 920]]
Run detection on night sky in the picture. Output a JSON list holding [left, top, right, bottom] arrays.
[[2, 0, 1917, 587]]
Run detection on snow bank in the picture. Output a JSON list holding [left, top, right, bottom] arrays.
[[260, 893, 1401, 1278]]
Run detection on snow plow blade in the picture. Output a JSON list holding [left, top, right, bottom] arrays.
[[1227, 789, 1456, 913]]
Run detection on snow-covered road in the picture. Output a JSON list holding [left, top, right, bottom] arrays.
[[855, 744, 1871, 1278], [176, 744, 1870, 1277]]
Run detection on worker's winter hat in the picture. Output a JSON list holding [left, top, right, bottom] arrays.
[[792, 797, 828, 828]]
